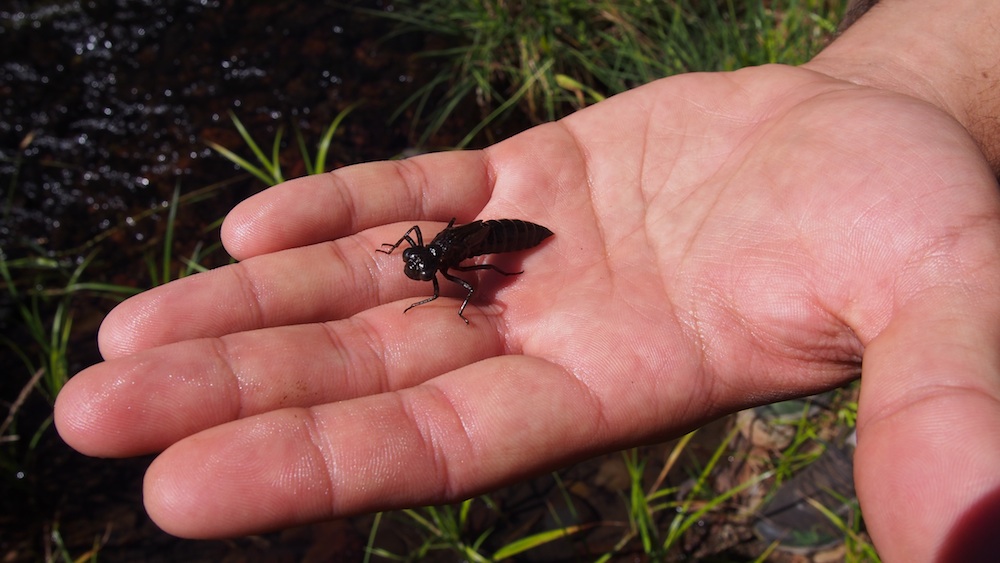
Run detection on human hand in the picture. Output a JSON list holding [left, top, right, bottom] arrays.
[[55, 63, 1000, 560]]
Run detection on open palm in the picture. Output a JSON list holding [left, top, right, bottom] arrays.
[[56, 64, 1000, 559]]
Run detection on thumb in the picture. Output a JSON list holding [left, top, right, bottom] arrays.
[[856, 290, 1000, 561]]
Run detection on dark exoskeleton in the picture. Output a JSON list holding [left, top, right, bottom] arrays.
[[377, 218, 554, 323]]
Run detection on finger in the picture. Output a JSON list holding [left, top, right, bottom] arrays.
[[55, 301, 509, 458], [222, 151, 494, 259], [141, 354, 679, 539], [856, 290, 1000, 561], [97, 222, 448, 358]]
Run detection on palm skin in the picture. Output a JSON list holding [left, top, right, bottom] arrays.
[[55, 64, 1000, 560]]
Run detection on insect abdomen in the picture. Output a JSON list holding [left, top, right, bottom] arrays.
[[469, 219, 553, 257]]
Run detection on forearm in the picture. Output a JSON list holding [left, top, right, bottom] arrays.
[[807, 0, 1000, 173]]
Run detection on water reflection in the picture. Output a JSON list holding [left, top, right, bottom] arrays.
[[1, 0, 399, 253]]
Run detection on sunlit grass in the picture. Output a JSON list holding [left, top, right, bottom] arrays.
[[366, 491, 591, 561], [207, 103, 360, 187], [359, 387, 873, 561], [371, 0, 843, 147]]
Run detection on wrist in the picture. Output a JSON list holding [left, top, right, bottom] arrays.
[[805, 0, 1000, 173]]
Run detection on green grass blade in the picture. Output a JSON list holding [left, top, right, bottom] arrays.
[[208, 111, 285, 185], [401, 508, 440, 536], [44, 300, 71, 396], [0, 247, 19, 299], [362, 512, 383, 563], [492, 524, 587, 561], [294, 127, 314, 175], [312, 101, 362, 174], [269, 127, 284, 184], [804, 497, 881, 561], [227, 111, 274, 174], [161, 183, 181, 286], [662, 424, 744, 549], [64, 282, 142, 296], [551, 471, 580, 522], [456, 58, 555, 149], [206, 140, 278, 185]]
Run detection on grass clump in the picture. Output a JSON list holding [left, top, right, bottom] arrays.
[[374, 0, 844, 147], [361, 390, 876, 561], [207, 103, 360, 187]]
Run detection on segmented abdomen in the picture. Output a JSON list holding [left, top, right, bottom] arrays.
[[468, 219, 554, 257]]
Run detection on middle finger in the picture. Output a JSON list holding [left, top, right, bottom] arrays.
[[57, 299, 508, 457]]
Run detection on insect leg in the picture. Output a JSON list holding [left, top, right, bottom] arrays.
[[403, 275, 440, 313], [440, 270, 476, 324], [453, 263, 523, 276], [376, 225, 424, 255]]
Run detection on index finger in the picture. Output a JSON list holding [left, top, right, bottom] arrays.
[[222, 151, 494, 260]]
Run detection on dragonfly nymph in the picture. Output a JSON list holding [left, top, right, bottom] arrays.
[[376, 218, 554, 323]]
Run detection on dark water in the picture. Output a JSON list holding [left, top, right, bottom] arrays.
[[1, 2, 416, 557], [1, 0, 409, 256]]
